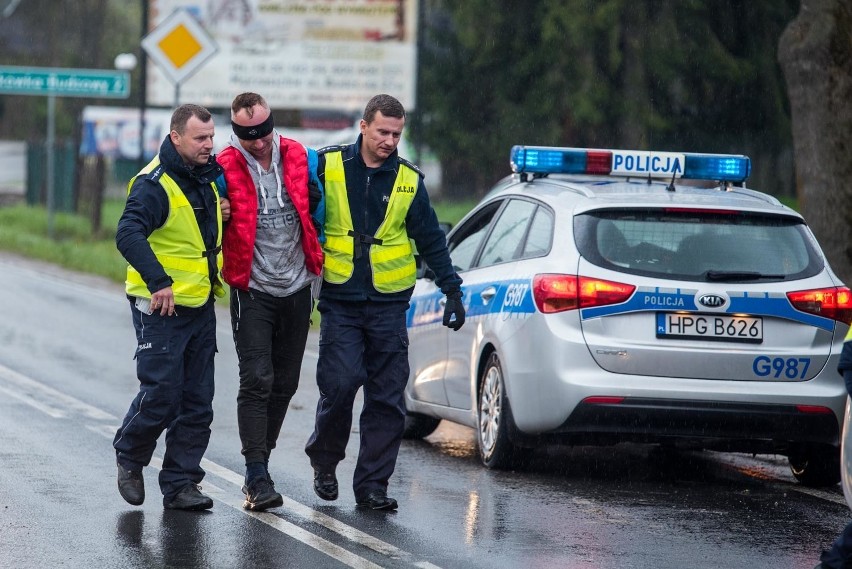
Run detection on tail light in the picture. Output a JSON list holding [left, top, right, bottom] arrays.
[[582, 396, 625, 405], [795, 405, 833, 415], [532, 274, 635, 314], [786, 286, 852, 324]]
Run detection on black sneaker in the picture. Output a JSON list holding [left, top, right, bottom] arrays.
[[163, 484, 213, 511], [117, 463, 144, 506], [242, 476, 283, 511], [313, 470, 338, 501]]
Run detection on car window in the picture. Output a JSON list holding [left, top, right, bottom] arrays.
[[448, 201, 502, 272], [520, 206, 554, 258], [574, 209, 823, 282], [478, 199, 537, 267]]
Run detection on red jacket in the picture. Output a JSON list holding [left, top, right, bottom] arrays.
[[218, 136, 323, 290]]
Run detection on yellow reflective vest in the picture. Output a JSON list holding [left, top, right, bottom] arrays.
[[124, 156, 224, 307], [322, 151, 419, 293]]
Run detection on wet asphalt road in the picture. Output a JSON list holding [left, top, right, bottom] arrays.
[[0, 252, 849, 569]]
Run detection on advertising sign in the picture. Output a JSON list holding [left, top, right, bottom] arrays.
[[81, 106, 181, 160], [147, 0, 418, 111]]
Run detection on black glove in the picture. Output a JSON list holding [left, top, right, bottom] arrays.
[[308, 179, 321, 214], [443, 291, 465, 331]]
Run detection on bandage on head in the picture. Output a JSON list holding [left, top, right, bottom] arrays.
[[231, 114, 274, 140]]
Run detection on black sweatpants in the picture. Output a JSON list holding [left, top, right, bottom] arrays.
[[230, 286, 312, 466]]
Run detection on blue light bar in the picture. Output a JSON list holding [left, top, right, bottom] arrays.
[[683, 153, 751, 182], [510, 146, 751, 182], [510, 146, 591, 174]]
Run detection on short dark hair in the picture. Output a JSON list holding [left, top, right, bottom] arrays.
[[363, 94, 405, 123], [231, 92, 268, 119], [170, 104, 212, 134]]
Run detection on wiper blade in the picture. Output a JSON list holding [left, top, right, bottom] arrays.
[[704, 270, 786, 282]]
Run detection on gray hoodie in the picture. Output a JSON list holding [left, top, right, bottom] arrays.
[[229, 131, 314, 297]]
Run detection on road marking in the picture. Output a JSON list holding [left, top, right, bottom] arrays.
[[0, 363, 116, 420], [203, 459, 413, 558], [0, 383, 65, 418], [147, 457, 385, 569], [0, 362, 440, 569]]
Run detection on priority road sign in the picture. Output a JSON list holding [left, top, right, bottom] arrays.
[[142, 8, 218, 85], [0, 65, 130, 98]]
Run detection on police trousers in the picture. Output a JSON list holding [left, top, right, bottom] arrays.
[[113, 297, 217, 501], [305, 298, 409, 500]]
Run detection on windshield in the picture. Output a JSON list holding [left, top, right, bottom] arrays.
[[574, 209, 823, 282]]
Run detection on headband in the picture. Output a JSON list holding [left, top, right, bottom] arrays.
[[231, 114, 274, 140]]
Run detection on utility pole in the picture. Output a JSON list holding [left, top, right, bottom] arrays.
[[138, 0, 149, 171]]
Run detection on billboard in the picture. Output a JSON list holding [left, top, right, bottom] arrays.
[[147, 0, 418, 111], [80, 106, 221, 160]]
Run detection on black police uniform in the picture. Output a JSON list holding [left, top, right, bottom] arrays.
[[305, 135, 462, 503], [113, 134, 223, 504]]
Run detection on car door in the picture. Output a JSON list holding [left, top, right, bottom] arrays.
[[443, 198, 552, 410], [406, 200, 504, 406]]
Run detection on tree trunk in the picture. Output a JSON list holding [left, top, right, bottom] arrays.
[[778, 0, 852, 284]]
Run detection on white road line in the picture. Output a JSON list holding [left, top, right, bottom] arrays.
[[203, 459, 410, 558], [86, 423, 120, 438], [0, 363, 117, 421], [0, 383, 65, 418], [147, 458, 385, 569], [0, 362, 439, 569]]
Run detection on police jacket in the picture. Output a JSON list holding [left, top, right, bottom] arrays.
[[317, 135, 462, 303], [116, 135, 224, 303], [218, 135, 325, 290]]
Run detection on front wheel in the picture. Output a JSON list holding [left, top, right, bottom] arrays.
[[789, 445, 841, 487], [477, 353, 529, 469]]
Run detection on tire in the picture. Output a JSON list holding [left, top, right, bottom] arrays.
[[402, 411, 441, 439], [788, 445, 841, 487], [477, 353, 529, 469]]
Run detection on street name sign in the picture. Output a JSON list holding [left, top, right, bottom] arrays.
[[0, 65, 130, 98]]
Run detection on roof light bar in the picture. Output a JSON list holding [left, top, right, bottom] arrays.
[[510, 146, 751, 183]]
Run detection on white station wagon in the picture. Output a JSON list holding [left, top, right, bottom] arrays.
[[404, 146, 851, 487]]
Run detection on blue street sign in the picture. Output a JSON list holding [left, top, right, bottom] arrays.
[[0, 65, 130, 98]]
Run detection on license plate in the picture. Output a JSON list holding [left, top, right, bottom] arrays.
[[656, 313, 763, 343]]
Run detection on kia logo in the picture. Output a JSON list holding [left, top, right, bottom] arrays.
[[698, 294, 726, 308]]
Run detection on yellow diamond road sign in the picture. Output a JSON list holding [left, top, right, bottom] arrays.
[[142, 8, 217, 85], [159, 24, 203, 68]]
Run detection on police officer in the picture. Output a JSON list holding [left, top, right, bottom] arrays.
[[305, 94, 465, 511], [113, 103, 225, 511]]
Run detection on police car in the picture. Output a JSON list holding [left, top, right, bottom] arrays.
[[404, 145, 851, 487]]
